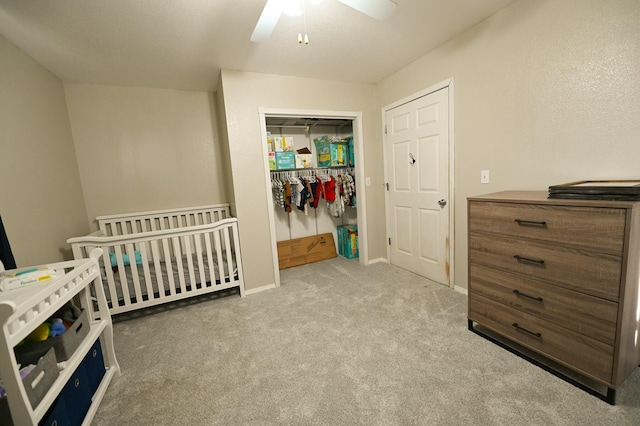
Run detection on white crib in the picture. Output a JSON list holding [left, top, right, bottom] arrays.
[[67, 204, 245, 316]]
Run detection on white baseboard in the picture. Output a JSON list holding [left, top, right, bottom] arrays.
[[454, 285, 468, 296], [244, 283, 276, 296], [367, 257, 389, 265]]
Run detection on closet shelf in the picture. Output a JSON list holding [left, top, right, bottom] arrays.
[[270, 166, 353, 172]]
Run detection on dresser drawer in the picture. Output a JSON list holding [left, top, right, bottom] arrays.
[[469, 264, 618, 345], [469, 233, 622, 300], [469, 293, 614, 384], [468, 202, 626, 254]]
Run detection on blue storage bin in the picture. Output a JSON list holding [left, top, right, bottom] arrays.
[[82, 339, 106, 396], [40, 394, 72, 426], [61, 363, 92, 426]]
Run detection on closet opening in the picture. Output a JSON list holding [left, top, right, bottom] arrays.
[[259, 109, 367, 287]]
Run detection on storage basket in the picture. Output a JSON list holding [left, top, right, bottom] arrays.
[[14, 310, 90, 366]]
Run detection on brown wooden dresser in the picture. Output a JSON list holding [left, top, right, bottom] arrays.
[[467, 191, 640, 404]]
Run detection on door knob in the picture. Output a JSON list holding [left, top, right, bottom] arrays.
[[438, 199, 447, 208]]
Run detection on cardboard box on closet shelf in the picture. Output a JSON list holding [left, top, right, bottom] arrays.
[[314, 135, 349, 167], [346, 136, 355, 166], [276, 151, 296, 170], [295, 147, 313, 168], [273, 136, 295, 152], [284, 136, 295, 151], [268, 152, 277, 170], [266, 131, 275, 152], [277, 233, 337, 269]]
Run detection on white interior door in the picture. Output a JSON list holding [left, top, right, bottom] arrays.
[[385, 87, 450, 285]]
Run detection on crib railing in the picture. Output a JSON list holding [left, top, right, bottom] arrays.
[[96, 204, 231, 237], [68, 218, 244, 315]]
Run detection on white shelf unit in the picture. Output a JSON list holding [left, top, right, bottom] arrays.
[[0, 249, 120, 425]]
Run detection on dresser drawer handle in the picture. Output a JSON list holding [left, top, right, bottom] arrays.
[[512, 289, 543, 302], [513, 255, 545, 265], [512, 323, 542, 338], [514, 219, 547, 226]]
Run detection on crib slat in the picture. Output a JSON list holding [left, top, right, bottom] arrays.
[[125, 243, 143, 303], [223, 227, 235, 282], [138, 245, 155, 301], [114, 246, 132, 307], [162, 238, 175, 296], [118, 220, 128, 236], [151, 239, 164, 297], [172, 236, 187, 294], [231, 221, 244, 295], [182, 235, 196, 291], [201, 232, 213, 286], [213, 230, 225, 284], [194, 234, 207, 288], [102, 251, 119, 308]]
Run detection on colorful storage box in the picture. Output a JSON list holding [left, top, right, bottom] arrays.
[[295, 154, 312, 169], [347, 136, 355, 166], [314, 136, 349, 167], [275, 151, 296, 170], [314, 135, 330, 167], [273, 136, 295, 152], [337, 225, 358, 259], [268, 152, 276, 170]]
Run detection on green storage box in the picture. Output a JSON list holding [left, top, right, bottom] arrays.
[[337, 225, 358, 259], [275, 151, 296, 170], [346, 136, 355, 167], [314, 136, 349, 167]]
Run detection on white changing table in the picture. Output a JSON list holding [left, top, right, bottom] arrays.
[[0, 249, 120, 425]]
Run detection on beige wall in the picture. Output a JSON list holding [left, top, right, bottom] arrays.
[[219, 70, 382, 290], [215, 77, 236, 216], [376, 0, 640, 290], [0, 36, 88, 266], [64, 84, 231, 229]]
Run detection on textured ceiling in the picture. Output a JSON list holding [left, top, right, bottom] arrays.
[[0, 0, 517, 91]]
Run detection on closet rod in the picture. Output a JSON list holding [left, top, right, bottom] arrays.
[[266, 124, 310, 129]]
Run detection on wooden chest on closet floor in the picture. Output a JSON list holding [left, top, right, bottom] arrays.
[[467, 191, 640, 403]]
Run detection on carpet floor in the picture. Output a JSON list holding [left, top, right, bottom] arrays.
[[92, 257, 640, 425]]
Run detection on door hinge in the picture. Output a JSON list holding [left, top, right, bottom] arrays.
[[384, 125, 387, 135], [388, 238, 391, 245], [385, 182, 389, 191]]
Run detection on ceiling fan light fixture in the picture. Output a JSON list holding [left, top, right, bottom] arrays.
[[297, 33, 310, 44], [279, 0, 303, 17], [252, 0, 396, 43]]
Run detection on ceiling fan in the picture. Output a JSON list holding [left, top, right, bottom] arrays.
[[251, 0, 397, 43]]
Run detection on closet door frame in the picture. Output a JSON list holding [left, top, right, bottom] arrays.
[[259, 108, 368, 288]]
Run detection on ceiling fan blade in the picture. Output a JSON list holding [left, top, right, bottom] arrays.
[[337, 0, 396, 21], [251, 0, 283, 43]]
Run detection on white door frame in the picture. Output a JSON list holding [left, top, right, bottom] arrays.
[[381, 78, 455, 288], [259, 107, 369, 288]]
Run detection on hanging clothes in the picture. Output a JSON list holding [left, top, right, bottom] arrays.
[[270, 168, 356, 216], [284, 181, 292, 213]]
